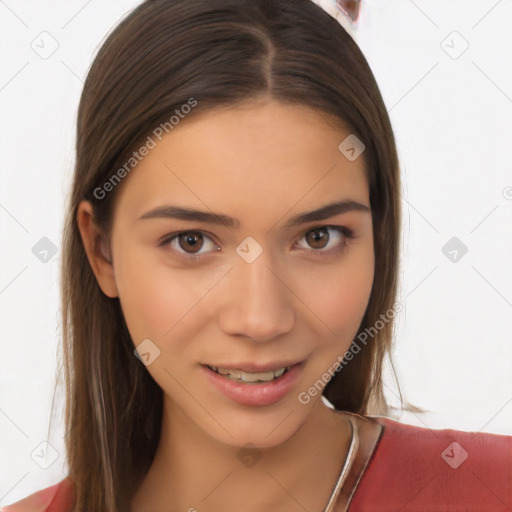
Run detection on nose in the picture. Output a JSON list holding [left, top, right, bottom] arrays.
[[218, 251, 295, 343]]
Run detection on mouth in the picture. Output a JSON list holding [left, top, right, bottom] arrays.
[[201, 361, 306, 406], [205, 364, 293, 383]]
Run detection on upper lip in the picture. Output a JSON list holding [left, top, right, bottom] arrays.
[[204, 360, 304, 373]]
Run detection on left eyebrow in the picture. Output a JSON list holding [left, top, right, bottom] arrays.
[[138, 199, 370, 229], [283, 200, 370, 228]]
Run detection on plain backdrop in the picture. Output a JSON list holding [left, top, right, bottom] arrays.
[[1, 0, 511, 505]]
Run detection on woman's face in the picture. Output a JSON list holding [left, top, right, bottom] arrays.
[[81, 99, 374, 448]]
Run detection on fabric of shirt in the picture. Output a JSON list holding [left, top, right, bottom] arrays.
[[348, 416, 512, 511], [2, 415, 511, 511]]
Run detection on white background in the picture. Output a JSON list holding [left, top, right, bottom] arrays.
[[1, 0, 511, 505]]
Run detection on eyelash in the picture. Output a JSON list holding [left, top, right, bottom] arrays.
[[158, 225, 355, 264]]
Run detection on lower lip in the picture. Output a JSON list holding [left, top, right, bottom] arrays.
[[201, 362, 304, 407]]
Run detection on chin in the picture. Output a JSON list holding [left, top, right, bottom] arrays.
[[198, 399, 312, 450]]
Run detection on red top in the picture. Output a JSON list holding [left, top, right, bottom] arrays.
[[2, 414, 511, 511], [349, 416, 512, 511]]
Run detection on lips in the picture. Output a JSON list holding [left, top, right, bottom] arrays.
[[201, 361, 305, 406]]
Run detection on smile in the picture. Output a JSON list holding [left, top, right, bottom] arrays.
[[202, 361, 305, 406], [206, 365, 290, 383]]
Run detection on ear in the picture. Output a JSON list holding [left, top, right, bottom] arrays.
[[76, 200, 118, 298]]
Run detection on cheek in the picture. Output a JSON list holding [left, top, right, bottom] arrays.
[[118, 275, 178, 346], [302, 250, 374, 343], [296, 250, 374, 385], [112, 245, 223, 349]]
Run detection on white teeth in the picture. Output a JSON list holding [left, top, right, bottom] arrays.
[[274, 368, 286, 377], [209, 365, 290, 382], [240, 370, 275, 383]]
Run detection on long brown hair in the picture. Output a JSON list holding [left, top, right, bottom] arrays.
[[60, 0, 409, 509]]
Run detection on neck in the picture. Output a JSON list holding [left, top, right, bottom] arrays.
[[131, 398, 352, 512]]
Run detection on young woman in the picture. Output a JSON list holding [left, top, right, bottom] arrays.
[[3, 1, 511, 511]]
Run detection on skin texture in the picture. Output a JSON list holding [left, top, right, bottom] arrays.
[[77, 99, 375, 511]]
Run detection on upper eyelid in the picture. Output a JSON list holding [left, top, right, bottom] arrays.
[[162, 230, 219, 246], [292, 225, 353, 250]]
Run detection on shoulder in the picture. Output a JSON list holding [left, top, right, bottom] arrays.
[[348, 415, 512, 511], [371, 415, 512, 462], [1, 478, 73, 512]]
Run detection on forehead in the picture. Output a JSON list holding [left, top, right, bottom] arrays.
[[113, 100, 369, 228]]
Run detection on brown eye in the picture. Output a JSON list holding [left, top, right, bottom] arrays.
[[160, 230, 220, 262], [294, 226, 353, 256], [178, 231, 204, 253], [305, 227, 330, 249]]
